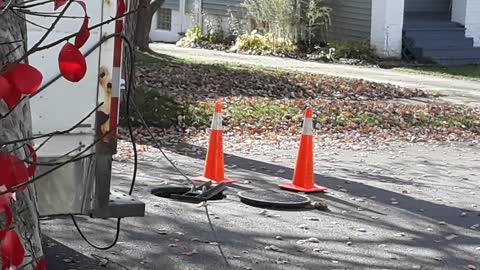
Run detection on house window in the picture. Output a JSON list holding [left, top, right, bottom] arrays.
[[157, 8, 172, 31]]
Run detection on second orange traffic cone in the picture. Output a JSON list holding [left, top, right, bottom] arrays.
[[279, 108, 326, 193], [193, 102, 237, 184]]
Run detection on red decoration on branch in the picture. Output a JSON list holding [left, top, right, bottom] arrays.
[[54, 0, 68, 10], [0, 154, 29, 192], [1, 0, 95, 267], [1, 230, 25, 268], [74, 1, 90, 48], [3, 64, 43, 95], [2, 91, 21, 110], [0, 192, 14, 241], [0, 64, 42, 109], [26, 144, 37, 177], [0, 76, 13, 100], [59, 42, 87, 82], [34, 257, 46, 270]]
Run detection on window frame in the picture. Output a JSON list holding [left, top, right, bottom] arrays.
[[156, 8, 172, 31]]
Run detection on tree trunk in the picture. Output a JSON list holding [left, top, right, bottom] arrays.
[[135, 0, 153, 51], [123, 0, 140, 102], [135, 0, 165, 51], [0, 2, 43, 269]]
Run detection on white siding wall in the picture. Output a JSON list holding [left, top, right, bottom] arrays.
[[452, 0, 480, 46], [149, 0, 244, 43], [370, 0, 405, 58], [150, 10, 185, 43]]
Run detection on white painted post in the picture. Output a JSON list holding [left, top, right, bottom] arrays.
[[370, 0, 405, 58], [452, 0, 480, 46], [195, 0, 202, 27], [179, 0, 187, 32]]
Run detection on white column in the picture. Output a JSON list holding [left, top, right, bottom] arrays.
[[179, 0, 187, 32], [452, 0, 480, 46], [370, 0, 405, 58]]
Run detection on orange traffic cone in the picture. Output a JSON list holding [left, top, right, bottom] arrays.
[[279, 108, 326, 193], [193, 102, 237, 184]]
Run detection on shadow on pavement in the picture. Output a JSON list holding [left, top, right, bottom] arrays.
[[42, 235, 122, 270], [168, 142, 477, 229]]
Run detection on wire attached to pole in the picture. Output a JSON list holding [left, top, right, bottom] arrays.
[[70, 33, 137, 251], [62, 31, 231, 268]]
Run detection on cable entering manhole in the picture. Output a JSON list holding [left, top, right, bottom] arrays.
[[151, 183, 227, 203]]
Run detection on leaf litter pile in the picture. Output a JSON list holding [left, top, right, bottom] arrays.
[[119, 56, 480, 152]]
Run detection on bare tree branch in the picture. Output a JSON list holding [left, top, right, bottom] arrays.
[[0, 102, 103, 147], [0, 133, 106, 195]]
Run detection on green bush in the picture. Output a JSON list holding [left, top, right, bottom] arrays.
[[121, 91, 189, 128], [185, 102, 214, 127], [176, 25, 206, 47], [231, 30, 298, 54], [120, 90, 216, 129], [330, 40, 376, 60], [177, 24, 234, 48]]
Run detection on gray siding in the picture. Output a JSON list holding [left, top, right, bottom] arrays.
[[163, 0, 180, 10], [404, 0, 451, 13], [186, 0, 196, 13], [203, 0, 244, 16], [328, 0, 372, 41]]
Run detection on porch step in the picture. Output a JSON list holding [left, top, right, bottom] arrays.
[[408, 37, 474, 49], [422, 48, 480, 59], [403, 19, 480, 66], [404, 23, 462, 29], [436, 59, 480, 66], [404, 12, 451, 21], [405, 29, 466, 40]]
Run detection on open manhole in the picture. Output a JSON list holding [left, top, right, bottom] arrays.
[[151, 185, 226, 203], [238, 189, 311, 209]]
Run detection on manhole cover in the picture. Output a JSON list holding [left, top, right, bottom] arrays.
[[151, 185, 225, 201], [238, 189, 311, 209]]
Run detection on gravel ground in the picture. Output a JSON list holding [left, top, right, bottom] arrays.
[[41, 140, 480, 270]]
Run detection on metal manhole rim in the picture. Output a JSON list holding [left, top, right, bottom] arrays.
[[238, 189, 311, 208]]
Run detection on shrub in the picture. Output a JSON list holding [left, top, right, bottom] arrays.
[[330, 40, 376, 60], [242, 0, 295, 43], [242, 0, 332, 50], [231, 30, 298, 54], [303, 0, 332, 47], [231, 30, 268, 53], [177, 20, 236, 49], [176, 25, 205, 47]]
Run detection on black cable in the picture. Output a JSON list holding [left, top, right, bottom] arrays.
[[124, 45, 232, 270], [61, 31, 231, 268], [204, 203, 232, 269], [70, 34, 137, 251], [71, 217, 121, 251], [123, 35, 138, 196]]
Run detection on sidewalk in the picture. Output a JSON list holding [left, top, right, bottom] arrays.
[[150, 43, 480, 107], [42, 142, 480, 270]]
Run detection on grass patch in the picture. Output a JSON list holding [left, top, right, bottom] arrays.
[[315, 102, 480, 130], [124, 90, 480, 138], [128, 50, 480, 142], [394, 65, 480, 81]]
